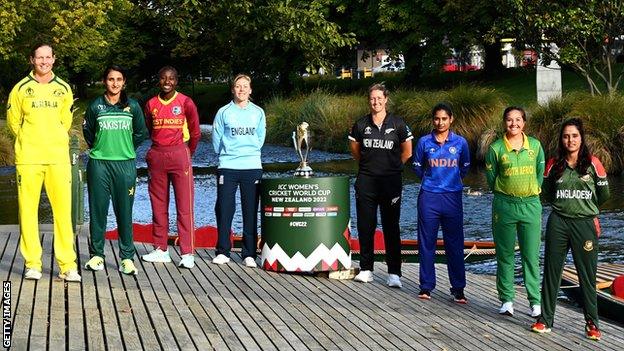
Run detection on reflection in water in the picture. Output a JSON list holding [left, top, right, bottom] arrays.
[[0, 140, 622, 277]]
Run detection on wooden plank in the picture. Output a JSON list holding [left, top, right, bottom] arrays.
[[135, 243, 196, 350], [93, 238, 124, 349], [28, 233, 53, 350], [77, 230, 106, 350], [66, 227, 85, 351], [187, 250, 262, 350], [132, 243, 180, 350], [48, 234, 67, 349], [152, 247, 213, 350], [5, 230, 31, 350], [102, 235, 143, 350], [0, 232, 12, 280]]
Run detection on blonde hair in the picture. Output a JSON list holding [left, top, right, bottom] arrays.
[[232, 74, 252, 88]]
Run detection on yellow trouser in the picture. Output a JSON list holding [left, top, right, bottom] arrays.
[[16, 164, 77, 273]]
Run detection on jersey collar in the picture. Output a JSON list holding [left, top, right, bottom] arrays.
[[503, 132, 529, 152], [158, 91, 178, 105]]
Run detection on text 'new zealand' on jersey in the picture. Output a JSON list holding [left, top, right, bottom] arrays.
[[412, 131, 470, 193], [348, 113, 413, 176]]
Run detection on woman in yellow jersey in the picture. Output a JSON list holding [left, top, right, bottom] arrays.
[[485, 106, 544, 317], [6, 44, 80, 282]]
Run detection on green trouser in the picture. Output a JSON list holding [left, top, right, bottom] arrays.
[[539, 211, 598, 328], [87, 158, 137, 260], [492, 194, 542, 305]]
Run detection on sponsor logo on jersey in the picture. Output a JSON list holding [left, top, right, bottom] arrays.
[[52, 89, 64, 97], [385, 128, 395, 135], [98, 104, 106, 110], [449, 146, 457, 154], [596, 180, 608, 186], [583, 240, 593, 251], [363, 138, 394, 149], [364, 126, 372, 135], [172, 106, 182, 115]]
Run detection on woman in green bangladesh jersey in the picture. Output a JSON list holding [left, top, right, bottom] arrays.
[[82, 65, 148, 275], [530, 118, 609, 340], [485, 106, 545, 318]]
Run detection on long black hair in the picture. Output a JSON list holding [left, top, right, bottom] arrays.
[[552, 118, 592, 179], [102, 65, 128, 108]]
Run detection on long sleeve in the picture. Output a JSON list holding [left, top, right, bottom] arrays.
[[411, 138, 425, 179], [535, 144, 545, 187], [131, 101, 148, 149], [484, 145, 498, 191], [212, 109, 224, 154], [6, 86, 22, 136], [459, 137, 471, 179], [184, 97, 201, 155], [143, 101, 153, 136], [541, 158, 556, 204], [82, 103, 97, 148], [592, 157, 610, 206], [256, 108, 266, 147]]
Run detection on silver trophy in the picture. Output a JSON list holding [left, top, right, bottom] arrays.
[[293, 122, 314, 177]]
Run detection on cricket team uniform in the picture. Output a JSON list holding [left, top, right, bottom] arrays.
[[6, 72, 78, 273], [212, 101, 266, 259], [485, 133, 545, 305], [83, 95, 148, 260], [412, 131, 470, 293], [144, 91, 201, 255], [538, 157, 609, 328], [348, 114, 413, 276]]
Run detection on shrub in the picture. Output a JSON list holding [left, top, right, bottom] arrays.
[[0, 125, 15, 166]]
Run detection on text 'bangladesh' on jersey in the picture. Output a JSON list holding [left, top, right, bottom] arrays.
[[7, 72, 73, 165], [485, 133, 545, 197], [83, 95, 148, 160], [543, 157, 610, 218]]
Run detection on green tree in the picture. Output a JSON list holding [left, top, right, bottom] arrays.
[[510, 0, 624, 95]]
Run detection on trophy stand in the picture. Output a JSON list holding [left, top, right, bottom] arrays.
[[293, 122, 314, 178]]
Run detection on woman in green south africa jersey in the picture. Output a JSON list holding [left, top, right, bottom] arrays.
[[485, 106, 545, 318]]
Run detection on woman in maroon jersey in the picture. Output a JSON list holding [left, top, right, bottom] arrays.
[[142, 66, 201, 269]]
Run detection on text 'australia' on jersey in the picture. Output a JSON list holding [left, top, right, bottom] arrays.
[[349, 114, 413, 177]]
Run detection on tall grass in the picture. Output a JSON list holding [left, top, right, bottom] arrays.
[[531, 93, 624, 173], [0, 126, 14, 166]]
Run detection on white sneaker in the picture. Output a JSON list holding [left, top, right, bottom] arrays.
[[141, 248, 172, 263], [499, 302, 514, 316], [212, 254, 230, 265], [59, 269, 82, 282], [25, 268, 42, 280], [353, 270, 373, 283], [386, 274, 402, 288], [178, 254, 195, 269], [243, 257, 257, 268], [530, 305, 542, 317]]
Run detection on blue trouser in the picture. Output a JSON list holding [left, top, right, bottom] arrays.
[[215, 168, 262, 258], [417, 190, 466, 292]]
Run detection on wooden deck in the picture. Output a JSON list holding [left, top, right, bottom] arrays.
[[1, 224, 623, 350]]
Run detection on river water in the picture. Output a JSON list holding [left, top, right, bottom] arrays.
[[1, 135, 622, 276]]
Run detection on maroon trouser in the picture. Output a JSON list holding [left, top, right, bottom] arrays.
[[146, 144, 195, 254]]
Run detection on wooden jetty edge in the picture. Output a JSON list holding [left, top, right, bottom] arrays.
[[0, 224, 622, 350]]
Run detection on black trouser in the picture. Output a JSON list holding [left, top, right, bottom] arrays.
[[355, 173, 402, 275]]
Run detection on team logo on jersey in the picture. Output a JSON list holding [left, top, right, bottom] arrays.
[[123, 106, 131, 112], [449, 146, 457, 154], [385, 128, 395, 135], [172, 106, 182, 115], [583, 240, 594, 251], [53, 89, 64, 97], [25, 87, 35, 97], [580, 174, 591, 182], [364, 126, 372, 135]]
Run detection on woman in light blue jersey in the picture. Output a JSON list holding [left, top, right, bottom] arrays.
[[412, 103, 470, 302], [211, 74, 266, 267]]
